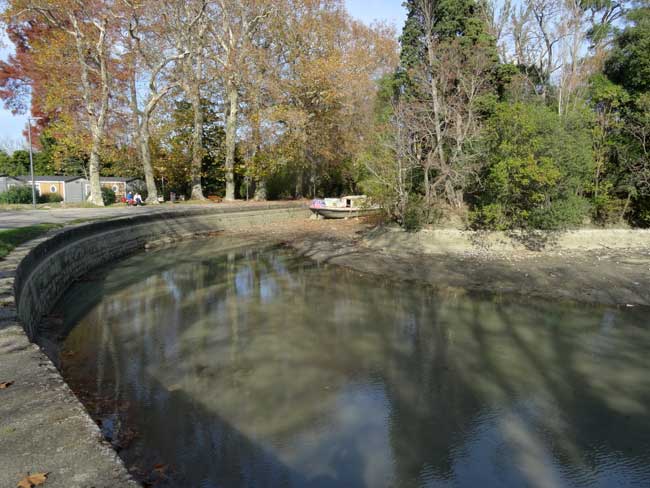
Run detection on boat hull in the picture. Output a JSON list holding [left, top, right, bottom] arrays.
[[310, 206, 380, 219]]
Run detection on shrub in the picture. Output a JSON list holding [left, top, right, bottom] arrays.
[[592, 188, 628, 226], [401, 195, 442, 232], [0, 186, 33, 204], [472, 102, 594, 230], [527, 194, 591, 230], [469, 203, 510, 230], [101, 187, 116, 206], [38, 193, 63, 204], [402, 198, 426, 232], [632, 196, 650, 227]]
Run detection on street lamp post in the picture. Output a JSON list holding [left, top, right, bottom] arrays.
[[27, 117, 42, 208]]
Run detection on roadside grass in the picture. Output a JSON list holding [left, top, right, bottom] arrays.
[[0, 224, 62, 260], [0, 202, 130, 211]]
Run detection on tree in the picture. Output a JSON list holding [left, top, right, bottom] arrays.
[[239, 0, 397, 200], [153, 99, 227, 198], [397, 0, 498, 208], [357, 75, 421, 225], [0, 150, 25, 175], [3, 0, 117, 206], [205, 0, 277, 201], [600, 5, 650, 225], [164, 0, 209, 200], [124, 0, 187, 203]]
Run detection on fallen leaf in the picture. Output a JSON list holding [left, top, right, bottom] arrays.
[[0, 381, 14, 389], [16, 472, 49, 488]]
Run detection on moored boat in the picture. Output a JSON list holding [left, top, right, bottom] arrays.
[[310, 195, 380, 219]]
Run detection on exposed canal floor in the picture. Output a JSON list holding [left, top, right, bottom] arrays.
[[54, 238, 650, 487]]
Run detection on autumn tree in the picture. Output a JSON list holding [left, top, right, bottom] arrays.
[[254, 1, 396, 198], [3, 0, 118, 205]]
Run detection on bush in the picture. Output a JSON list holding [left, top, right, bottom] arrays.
[[592, 190, 628, 226], [472, 102, 594, 230], [0, 186, 33, 204], [400, 195, 442, 232], [527, 195, 591, 230], [632, 196, 650, 227], [37, 193, 63, 204], [402, 198, 426, 232], [101, 187, 116, 205], [469, 203, 510, 230]]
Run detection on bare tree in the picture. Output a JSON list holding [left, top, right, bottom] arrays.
[[207, 0, 276, 201], [556, 0, 588, 115], [124, 0, 187, 203], [407, 0, 494, 208], [483, 0, 513, 62], [164, 0, 209, 200], [362, 100, 420, 223]]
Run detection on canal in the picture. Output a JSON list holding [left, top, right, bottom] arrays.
[[55, 238, 650, 487]]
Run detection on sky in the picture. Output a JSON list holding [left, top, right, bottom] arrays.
[[0, 1, 407, 147]]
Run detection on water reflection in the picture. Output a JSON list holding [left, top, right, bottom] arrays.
[[57, 239, 650, 488]]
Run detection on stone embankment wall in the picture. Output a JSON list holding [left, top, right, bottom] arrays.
[[14, 204, 308, 341], [0, 203, 308, 488]]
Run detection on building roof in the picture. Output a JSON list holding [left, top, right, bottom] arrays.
[[99, 177, 143, 183], [15, 175, 143, 183], [18, 175, 85, 183]]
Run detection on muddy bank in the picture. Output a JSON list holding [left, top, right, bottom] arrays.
[[364, 226, 650, 253], [230, 219, 650, 307]]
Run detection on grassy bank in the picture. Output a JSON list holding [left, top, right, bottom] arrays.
[[0, 224, 62, 259]]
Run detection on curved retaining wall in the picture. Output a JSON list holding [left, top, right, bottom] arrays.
[[15, 203, 308, 341], [0, 203, 308, 488]]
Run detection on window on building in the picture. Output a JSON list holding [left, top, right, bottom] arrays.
[[50, 185, 57, 193], [112, 185, 119, 192]]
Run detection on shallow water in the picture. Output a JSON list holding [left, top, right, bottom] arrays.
[[57, 238, 650, 488]]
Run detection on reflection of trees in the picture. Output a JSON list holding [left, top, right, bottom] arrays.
[[58, 241, 650, 487], [381, 294, 650, 486]]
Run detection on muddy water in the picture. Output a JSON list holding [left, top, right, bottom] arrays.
[[56, 238, 650, 487]]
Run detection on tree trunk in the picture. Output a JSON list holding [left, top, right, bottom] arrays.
[[254, 179, 267, 200], [139, 117, 158, 204], [424, 158, 431, 205], [88, 133, 104, 206], [620, 192, 632, 224], [189, 80, 205, 200], [129, 55, 159, 204], [71, 14, 108, 207], [251, 92, 266, 201], [127, 37, 142, 166], [224, 83, 238, 201], [295, 169, 303, 198], [425, 34, 448, 204]]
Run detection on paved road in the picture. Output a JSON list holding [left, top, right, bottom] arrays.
[[0, 201, 301, 229]]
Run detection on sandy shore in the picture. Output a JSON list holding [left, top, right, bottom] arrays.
[[229, 218, 650, 307]]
